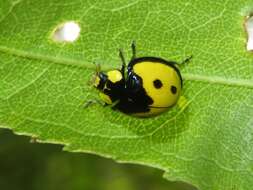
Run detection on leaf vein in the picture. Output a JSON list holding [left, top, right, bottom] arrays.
[[1, 45, 253, 90]]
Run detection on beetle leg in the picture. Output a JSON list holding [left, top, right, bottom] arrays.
[[83, 99, 105, 108], [109, 99, 120, 109], [180, 55, 193, 65]]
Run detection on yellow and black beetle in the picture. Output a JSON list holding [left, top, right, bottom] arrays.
[[94, 42, 191, 117]]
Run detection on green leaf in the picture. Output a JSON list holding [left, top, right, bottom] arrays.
[[0, 0, 253, 189]]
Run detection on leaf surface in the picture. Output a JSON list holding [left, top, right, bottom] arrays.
[[1, 0, 253, 189]]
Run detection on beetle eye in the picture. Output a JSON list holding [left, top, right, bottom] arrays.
[[153, 79, 162, 89], [171, 85, 177, 94], [95, 72, 107, 90]]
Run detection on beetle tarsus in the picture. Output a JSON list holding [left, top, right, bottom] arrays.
[[180, 55, 193, 65]]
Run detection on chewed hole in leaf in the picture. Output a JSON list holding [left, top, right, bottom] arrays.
[[245, 16, 253, 51], [52, 21, 81, 42]]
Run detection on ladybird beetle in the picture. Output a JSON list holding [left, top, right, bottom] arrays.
[[94, 42, 191, 117]]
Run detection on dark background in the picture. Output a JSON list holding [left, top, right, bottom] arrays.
[[0, 129, 196, 190]]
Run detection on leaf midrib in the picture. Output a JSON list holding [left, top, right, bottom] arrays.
[[1, 45, 253, 89]]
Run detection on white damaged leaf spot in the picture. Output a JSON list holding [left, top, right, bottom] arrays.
[[52, 21, 81, 43], [245, 16, 253, 51]]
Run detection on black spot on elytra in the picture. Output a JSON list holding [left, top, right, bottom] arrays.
[[171, 85, 177, 94], [153, 79, 162, 89]]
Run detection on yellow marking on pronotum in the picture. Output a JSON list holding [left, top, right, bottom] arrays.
[[107, 70, 122, 83]]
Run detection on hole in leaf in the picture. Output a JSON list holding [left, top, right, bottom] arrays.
[[52, 21, 81, 42], [245, 16, 253, 51]]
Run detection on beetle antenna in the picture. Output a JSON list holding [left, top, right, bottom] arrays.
[[119, 48, 126, 75], [131, 40, 136, 59]]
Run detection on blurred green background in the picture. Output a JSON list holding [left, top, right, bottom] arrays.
[[0, 129, 196, 190]]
